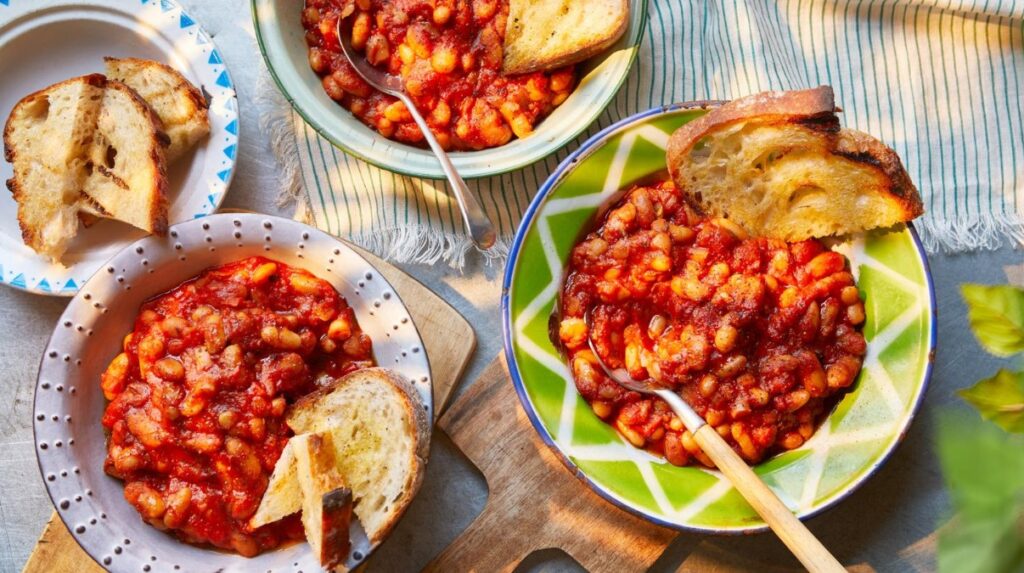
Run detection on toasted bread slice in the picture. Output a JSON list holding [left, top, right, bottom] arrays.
[[503, 0, 629, 75], [666, 86, 924, 241], [3, 74, 106, 261], [287, 368, 430, 544], [250, 440, 301, 528], [292, 432, 354, 571], [104, 57, 210, 162], [81, 80, 170, 235]]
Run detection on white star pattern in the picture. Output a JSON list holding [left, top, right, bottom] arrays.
[[510, 118, 932, 530]]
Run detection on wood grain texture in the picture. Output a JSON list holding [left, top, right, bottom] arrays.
[[23, 245, 475, 573], [356, 244, 475, 419], [426, 356, 676, 573]]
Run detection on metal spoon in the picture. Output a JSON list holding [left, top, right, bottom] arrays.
[[584, 310, 846, 573], [337, 24, 496, 249]]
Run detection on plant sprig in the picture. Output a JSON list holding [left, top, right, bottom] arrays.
[[937, 284, 1024, 573]]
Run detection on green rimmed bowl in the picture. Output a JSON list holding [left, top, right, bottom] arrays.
[[501, 103, 937, 533], [251, 0, 647, 179]]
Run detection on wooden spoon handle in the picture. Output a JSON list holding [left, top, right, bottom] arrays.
[[692, 424, 847, 573]]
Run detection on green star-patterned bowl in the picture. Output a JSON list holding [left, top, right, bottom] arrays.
[[501, 103, 937, 533]]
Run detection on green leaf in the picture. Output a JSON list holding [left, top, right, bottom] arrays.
[[959, 369, 1024, 433], [937, 414, 1024, 573], [938, 413, 1024, 518], [938, 511, 1024, 573], [961, 284, 1024, 357]]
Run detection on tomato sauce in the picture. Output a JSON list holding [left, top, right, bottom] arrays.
[[557, 181, 867, 467], [301, 0, 575, 150], [100, 257, 374, 555]]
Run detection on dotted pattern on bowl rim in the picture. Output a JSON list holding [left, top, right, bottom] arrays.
[[34, 213, 432, 572]]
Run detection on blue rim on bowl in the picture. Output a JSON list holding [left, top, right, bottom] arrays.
[[0, 0, 239, 296], [251, 0, 648, 179], [501, 102, 937, 533]]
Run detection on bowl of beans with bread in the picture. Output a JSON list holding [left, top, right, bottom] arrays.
[[34, 214, 432, 570], [502, 89, 936, 532], [252, 0, 647, 178]]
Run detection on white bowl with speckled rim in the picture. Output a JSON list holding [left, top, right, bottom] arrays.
[[33, 213, 432, 572]]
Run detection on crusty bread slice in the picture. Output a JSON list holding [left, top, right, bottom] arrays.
[[3, 74, 106, 261], [666, 86, 924, 241], [292, 432, 354, 571], [287, 368, 430, 544], [81, 80, 170, 235], [503, 0, 629, 75], [250, 440, 300, 528], [104, 57, 209, 162]]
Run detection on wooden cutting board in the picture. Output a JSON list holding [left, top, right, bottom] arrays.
[[427, 357, 883, 573], [426, 356, 677, 573], [23, 246, 476, 573]]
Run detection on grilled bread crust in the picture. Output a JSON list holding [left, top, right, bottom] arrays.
[[502, 0, 629, 75], [80, 80, 169, 235], [104, 56, 209, 162], [287, 368, 430, 545], [3, 74, 107, 261], [666, 86, 924, 241]]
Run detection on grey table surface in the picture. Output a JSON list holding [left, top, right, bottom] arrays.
[[1, 1, 1021, 572]]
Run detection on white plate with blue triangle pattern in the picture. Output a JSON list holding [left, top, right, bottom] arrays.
[[0, 0, 238, 296]]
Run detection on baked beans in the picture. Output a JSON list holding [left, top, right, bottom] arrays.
[[302, 0, 575, 150], [557, 181, 867, 467], [101, 257, 374, 555]]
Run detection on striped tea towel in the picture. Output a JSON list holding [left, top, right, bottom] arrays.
[[265, 0, 1024, 267]]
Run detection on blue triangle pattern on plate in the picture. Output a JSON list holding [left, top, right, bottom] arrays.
[[160, 0, 174, 12], [217, 168, 232, 182], [11, 274, 25, 288], [37, 278, 51, 292], [193, 212, 207, 219], [208, 193, 221, 206], [63, 279, 78, 291], [208, 50, 222, 65], [180, 12, 195, 28], [223, 144, 237, 160], [225, 119, 238, 135], [215, 70, 231, 88], [0, 0, 9, 6]]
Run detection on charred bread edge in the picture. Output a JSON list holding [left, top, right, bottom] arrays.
[[320, 487, 354, 569], [94, 80, 171, 236], [666, 86, 838, 178], [666, 86, 924, 221], [286, 367, 431, 544], [834, 129, 924, 219], [2, 74, 109, 248], [103, 56, 210, 115]]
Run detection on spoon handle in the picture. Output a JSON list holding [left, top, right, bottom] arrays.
[[654, 390, 845, 573], [691, 425, 846, 573], [399, 93, 497, 249]]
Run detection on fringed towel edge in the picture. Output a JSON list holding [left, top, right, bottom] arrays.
[[917, 213, 1024, 253], [347, 226, 512, 269], [256, 72, 306, 213]]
